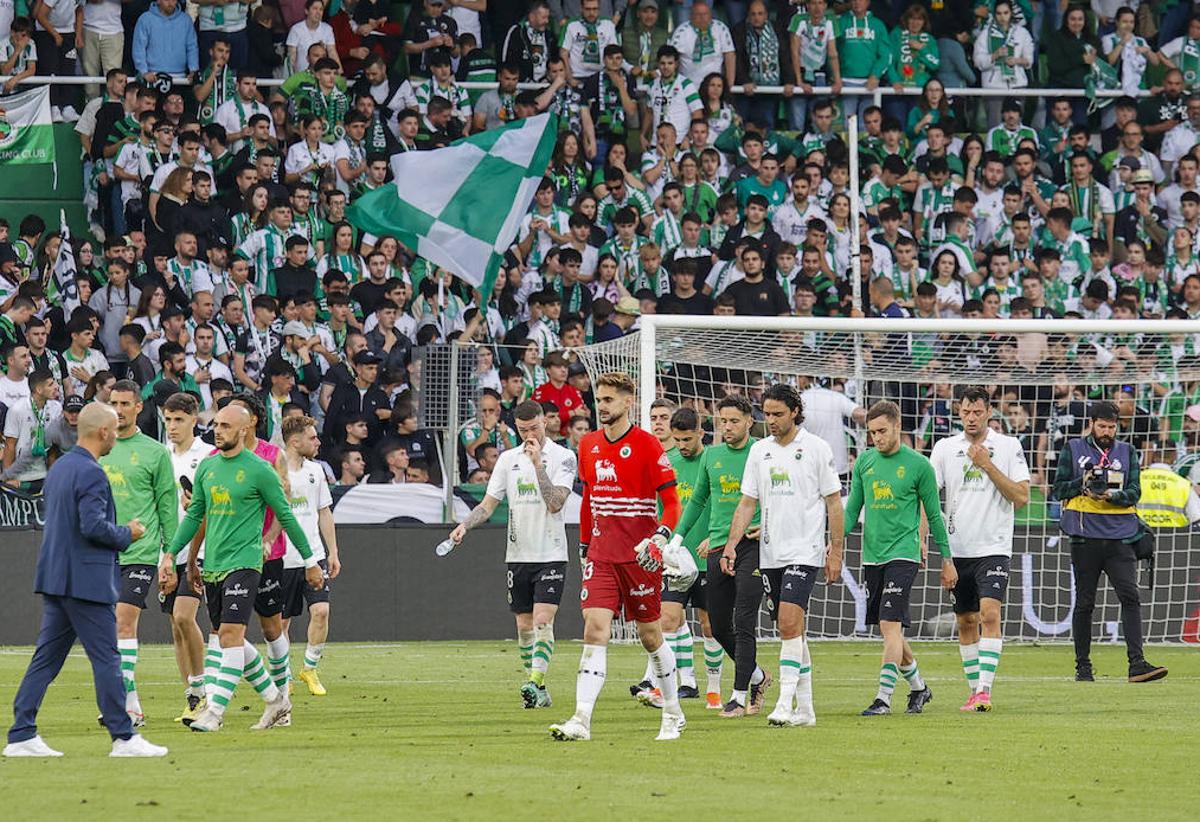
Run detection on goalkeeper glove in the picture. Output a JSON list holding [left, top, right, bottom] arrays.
[[635, 526, 671, 572], [662, 534, 699, 592]]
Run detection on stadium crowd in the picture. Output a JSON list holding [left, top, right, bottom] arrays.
[[3, 0, 1200, 499]]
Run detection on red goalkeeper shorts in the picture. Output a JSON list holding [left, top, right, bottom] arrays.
[[579, 558, 662, 623]]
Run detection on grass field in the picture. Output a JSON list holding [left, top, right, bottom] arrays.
[[0, 640, 1197, 821]]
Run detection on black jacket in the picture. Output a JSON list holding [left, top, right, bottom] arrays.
[[323, 381, 392, 453], [732, 19, 796, 86], [365, 327, 411, 374], [176, 198, 232, 259]]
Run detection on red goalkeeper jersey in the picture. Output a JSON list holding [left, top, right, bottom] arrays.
[[579, 425, 676, 564]]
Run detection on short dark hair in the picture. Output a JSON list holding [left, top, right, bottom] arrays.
[[866, 400, 901, 423], [670, 407, 699, 431], [163, 392, 199, 415], [762, 383, 803, 424], [514, 400, 544, 421], [716, 394, 753, 416], [959, 386, 991, 407], [111, 379, 141, 396], [1090, 400, 1120, 422]]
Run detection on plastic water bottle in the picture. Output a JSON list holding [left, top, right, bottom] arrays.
[[435, 538, 456, 557]]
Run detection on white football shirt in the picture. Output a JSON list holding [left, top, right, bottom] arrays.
[[741, 429, 841, 570], [485, 438, 576, 564], [171, 437, 212, 563], [801, 386, 860, 475], [284, 459, 333, 568], [931, 429, 1031, 559]]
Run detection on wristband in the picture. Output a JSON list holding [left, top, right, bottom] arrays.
[[653, 525, 671, 542]]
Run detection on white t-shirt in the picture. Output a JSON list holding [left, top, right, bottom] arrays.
[[184, 354, 233, 410], [740, 429, 841, 570], [284, 458, 333, 568], [36, 0, 77, 33], [484, 438, 576, 564], [930, 430, 1031, 559], [170, 437, 211, 563], [800, 386, 859, 475], [2, 398, 61, 482], [286, 21, 337, 72], [0, 375, 29, 409], [0, 0, 14, 42], [83, 0, 123, 36], [668, 20, 735, 86], [284, 139, 336, 178]]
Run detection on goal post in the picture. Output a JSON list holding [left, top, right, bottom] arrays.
[[576, 315, 1200, 644]]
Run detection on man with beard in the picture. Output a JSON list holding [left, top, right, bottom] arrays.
[[1053, 401, 1168, 684]]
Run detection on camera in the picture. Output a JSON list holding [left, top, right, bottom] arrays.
[[1086, 467, 1109, 496]]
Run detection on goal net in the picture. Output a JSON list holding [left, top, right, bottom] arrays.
[[575, 316, 1200, 644]]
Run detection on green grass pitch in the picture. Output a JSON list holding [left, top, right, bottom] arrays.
[[1, 641, 1197, 820]]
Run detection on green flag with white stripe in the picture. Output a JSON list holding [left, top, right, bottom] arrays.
[[0, 86, 54, 165], [347, 113, 559, 293]]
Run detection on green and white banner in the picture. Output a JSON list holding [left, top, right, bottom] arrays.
[[0, 86, 54, 165], [347, 113, 558, 293]]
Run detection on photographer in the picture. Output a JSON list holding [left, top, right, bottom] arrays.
[[1053, 401, 1167, 684]]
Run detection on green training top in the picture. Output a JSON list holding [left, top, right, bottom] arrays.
[[100, 431, 179, 566], [167, 448, 313, 581], [676, 438, 761, 552], [667, 447, 708, 569], [844, 445, 950, 564]]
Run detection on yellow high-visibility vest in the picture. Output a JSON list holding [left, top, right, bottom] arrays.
[[1137, 467, 1192, 528]]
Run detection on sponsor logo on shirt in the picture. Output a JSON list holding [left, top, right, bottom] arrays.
[[719, 474, 740, 495], [516, 478, 539, 497], [595, 460, 618, 483], [769, 467, 792, 490]]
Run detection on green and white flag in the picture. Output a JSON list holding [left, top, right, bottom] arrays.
[[0, 86, 54, 165], [347, 113, 558, 292]]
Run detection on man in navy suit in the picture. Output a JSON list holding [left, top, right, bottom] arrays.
[[4, 403, 170, 758]]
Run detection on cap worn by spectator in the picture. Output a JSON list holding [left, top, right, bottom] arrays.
[[63, 395, 85, 412], [281, 320, 313, 338], [615, 296, 641, 316], [639, 0, 659, 8], [353, 350, 383, 366], [568, 361, 587, 378], [1118, 156, 1141, 171], [1131, 169, 1154, 184]]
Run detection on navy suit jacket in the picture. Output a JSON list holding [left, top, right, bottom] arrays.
[[34, 446, 133, 605]]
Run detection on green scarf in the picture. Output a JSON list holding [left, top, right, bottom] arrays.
[[747, 25, 780, 85], [987, 20, 1015, 80]]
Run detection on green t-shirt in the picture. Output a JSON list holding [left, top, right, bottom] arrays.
[[100, 432, 179, 566], [676, 438, 760, 551], [667, 447, 708, 568], [168, 449, 312, 581], [844, 445, 949, 564]]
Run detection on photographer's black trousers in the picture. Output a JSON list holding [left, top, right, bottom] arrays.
[[1070, 538, 1145, 666], [705, 539, 761, 692]]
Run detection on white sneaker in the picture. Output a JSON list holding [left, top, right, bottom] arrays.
[[549, 716, 591, 741], [793, 705, 817, 727], [188, 707, 223, 733], [767, 705, 799, 727], [109, 734, 168, 757], [250, 694, 291, 730], [656, 709, 686, 741], [3, 735, 63, 757], [61, 105, 80, 122]]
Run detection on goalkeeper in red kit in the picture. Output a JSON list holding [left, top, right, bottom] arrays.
[[550, 372, 691, 742]]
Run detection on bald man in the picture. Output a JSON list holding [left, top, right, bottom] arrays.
[[162, 404, 322, 733], [6, 403, 169, 758]]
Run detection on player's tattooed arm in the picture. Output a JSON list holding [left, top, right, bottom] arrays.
[[534, 460, 570, 513], [462, 504, 494, 531]]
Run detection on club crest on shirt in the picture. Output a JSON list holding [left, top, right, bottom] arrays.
[[620, 445, 632, 458], [896, 466, 906, 479]]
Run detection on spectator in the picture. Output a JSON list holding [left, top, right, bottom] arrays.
[[323, 349, 390, 450], [668, 1, 734, 88], [118, 324, 156, 387], [368, 442, 409, 484], [404, 0, 457, 78], [531, 351, 585, 434], [287, 0, 340, 74], [335, 445, 366, 486], [44, 393, 83, 458], [1, 369, 60, 492], [502, 1, 553, 83], [132, 0, 200, 84], [32, 0, 80, 120]]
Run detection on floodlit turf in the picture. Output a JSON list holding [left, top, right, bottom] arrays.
[[0, 641, 1197, 820]]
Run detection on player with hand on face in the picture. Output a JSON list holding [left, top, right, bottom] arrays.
[[931, 387, 1030, 712], [550, 373, 684, 742], [726, 384, 843, 727], [844, 400, 955, 717], [450, 400, 576, 709], [279, 415, 342, 697]]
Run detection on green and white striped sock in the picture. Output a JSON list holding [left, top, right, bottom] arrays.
[[187, 675, 205, 698], [703, 636, 723, 696], [796, 638, 814, 709], [243, 642, 281, 703], [530, 623, 554, 686], [118, 638, 140, 713], [518, 629, 535, 675], [266, 636, 290, 692], [204, 634, 221, 699], [876, 662, 899, 705], [673, 623, 696, 688], [776, 636, 804, 711], [959, 642, 980, 693], [209, 644, 244, 718], [304, 642, 325, 670], [978, 637, 1003, 692], [900, 660, 925, 691]]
